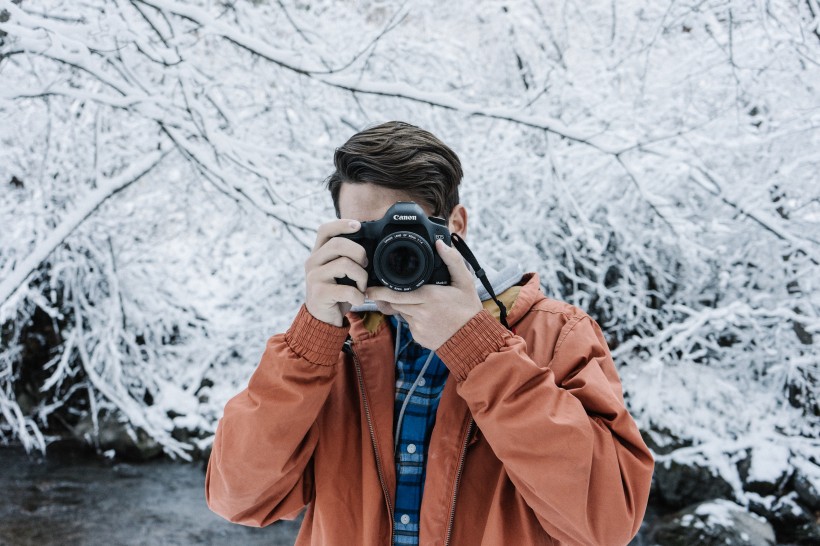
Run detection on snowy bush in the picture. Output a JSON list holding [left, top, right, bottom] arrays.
[[0, 0, 817, 495]]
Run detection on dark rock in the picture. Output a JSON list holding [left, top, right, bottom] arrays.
[[769, 492, 814, 527], [748, 491, 818, 545], [739, 445, 792, 497], [640, 427, 692, 456], [652, 499, 775, 546], [793, 458, 820, 510], [71, 411, 162, 461], [790, 520, 820, 546], [747, 492, 778, 521], [654, 457, 735, 509]]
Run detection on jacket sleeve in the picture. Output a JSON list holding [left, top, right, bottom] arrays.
[[205, 304, 349, 526], [437, 310, 654, 546]]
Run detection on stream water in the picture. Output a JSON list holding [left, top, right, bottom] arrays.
[[0, 445, 301, 546]]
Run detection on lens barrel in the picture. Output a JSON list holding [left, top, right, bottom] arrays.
[[373, 231, 434, 291]]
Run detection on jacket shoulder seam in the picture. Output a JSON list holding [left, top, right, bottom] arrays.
[[553, 314, 589, 356], [527, 297, 588, 318]]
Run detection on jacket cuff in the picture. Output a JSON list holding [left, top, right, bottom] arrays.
[[284, 304, 349, 367], [436, 310, 513, 381]]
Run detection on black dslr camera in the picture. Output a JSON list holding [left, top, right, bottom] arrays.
[[336, 202, 452, 291]]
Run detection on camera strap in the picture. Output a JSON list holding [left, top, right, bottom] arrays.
[[450, 233, 510, 330]]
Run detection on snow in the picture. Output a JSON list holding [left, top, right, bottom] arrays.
[[747, 444, 791, 484], [774, 492, 806, 517], [694, 499, 739, 528]]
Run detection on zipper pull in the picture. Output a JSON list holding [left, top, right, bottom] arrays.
[[342, 335, 354, 355]]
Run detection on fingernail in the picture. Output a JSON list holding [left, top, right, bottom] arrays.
[[349, 220, 360, 230]]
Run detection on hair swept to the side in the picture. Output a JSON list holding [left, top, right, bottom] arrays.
[[324, 121, 463, 219]]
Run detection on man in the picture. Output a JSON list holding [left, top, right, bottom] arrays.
[[205, 121, 654, 545]]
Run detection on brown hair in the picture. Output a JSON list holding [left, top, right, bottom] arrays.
[[325, 121, 463, 219]]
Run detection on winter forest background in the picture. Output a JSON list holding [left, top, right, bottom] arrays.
[[1, 0, 818, 544]]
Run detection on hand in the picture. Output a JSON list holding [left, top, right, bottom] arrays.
[[304, 219, 368, 327], [366, 239, 483, 351]]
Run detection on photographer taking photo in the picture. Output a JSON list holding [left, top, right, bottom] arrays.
[[205, 121, 654, 546]]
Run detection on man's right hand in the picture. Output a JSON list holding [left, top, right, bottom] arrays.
[[304, 219, 369, 327]]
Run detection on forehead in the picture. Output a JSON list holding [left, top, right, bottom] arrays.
[[338, 182, 433, 221]]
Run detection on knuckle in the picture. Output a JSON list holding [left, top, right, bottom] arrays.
[[316, 224, 330, 241], [318, 237, 335, 254], [336, 238, 357, 257], [304, 254, 317, 271]]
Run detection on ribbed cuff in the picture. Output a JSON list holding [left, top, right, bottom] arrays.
[[284, 304, 350, 366], [436, 310, 513, 381]]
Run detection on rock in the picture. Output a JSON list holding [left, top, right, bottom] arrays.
[[70, 411, 162, 461], [790, 521, 820, 546], [770, 492, 814, 526], [739, 445, 791, 496], [748, 491, 817, 544], [640, 427, 692, 456], [653, 499, 776, 546], [792, 457, 820, 510], [654, 457, 735, 509]]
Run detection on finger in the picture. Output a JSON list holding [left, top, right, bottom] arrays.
[[312, 257, 369, 293], [307, 237, 368, 270], [436, 239, 473, 287], [313, 219, 361, 252], [365, 286, 427, 304], [322, 285, 366, 307], [385, 302, 419, 317]]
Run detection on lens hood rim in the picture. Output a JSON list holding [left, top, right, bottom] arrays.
[[373, 231, 434, 291]]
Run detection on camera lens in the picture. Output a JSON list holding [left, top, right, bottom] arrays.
[[385, 243, 421, 280], [374, 232, 434, 291]]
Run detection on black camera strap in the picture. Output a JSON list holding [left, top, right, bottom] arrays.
[[450, 233, 510, 330]]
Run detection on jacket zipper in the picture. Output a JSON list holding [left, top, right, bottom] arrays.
[[346, 338, 395, 544], [444, 417, 474, 546]]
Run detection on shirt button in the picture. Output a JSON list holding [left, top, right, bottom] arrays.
[[407, 444, 417, 454], [400, 514, 410, 524], [418, 378, 426, 387]]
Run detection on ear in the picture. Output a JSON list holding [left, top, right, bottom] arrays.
[[447, 204, 468, 239]]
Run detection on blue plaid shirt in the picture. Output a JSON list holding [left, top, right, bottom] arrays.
[[389, 315, 449, 546]]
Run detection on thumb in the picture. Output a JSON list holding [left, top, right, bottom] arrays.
[[436, 239, 473, 288]]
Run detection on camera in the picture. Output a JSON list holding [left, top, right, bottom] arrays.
[[336, 202, 452, 292]]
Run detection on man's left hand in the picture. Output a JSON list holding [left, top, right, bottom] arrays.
[[366, 239, 483, 351]]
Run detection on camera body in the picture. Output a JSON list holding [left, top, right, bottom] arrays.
[[336, 202, 452, 292]]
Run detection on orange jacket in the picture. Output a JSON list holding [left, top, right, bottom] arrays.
[[205, 272, 654, 545]]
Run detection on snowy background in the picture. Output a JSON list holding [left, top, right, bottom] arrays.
[[1, 0, 819, 542]]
